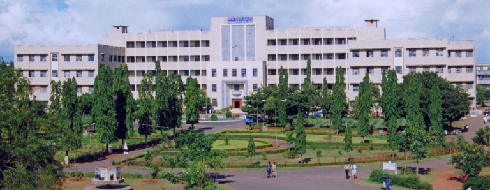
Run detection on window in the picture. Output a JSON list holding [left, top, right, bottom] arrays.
[[436, 48, 443, 56], [241, 68, 246, 77], [280, 54, 287, 61], [40, 55, 46, 62], [423, 49, 429, 56], [353, 84, 359, 91], [40, 70, 47, 77], [253, 68, 258, 77], [212, 69, 216, 77], [51, 54, 57, 61], [232, 69, 237, 77], [88, 86, 94, 93], [366, 50, 373, 57], [40, 86, 47, 93], [315, 54, 322, 60], [141, 42, 145, 48], [77, 70, 82, 77], [291, 54, 299, 60], [292, 39, 298, 45], [326, 54, 333, 60], [455, 50, 462, 57], [409, 67, 416, 73], [436, 66, 443, 73], [194, 56, 200, 61], [381, 50, 388, 57], [201, 70, 206, 76], [448, 67, 452, 73], [268, 40, 276, 46], [161, 41, 167, 47], [466, 66, 473, 73], [408, 49, 416, 57], [381, 67, 389, 73], [77, 86, 82, 93], [203, 55, 209, 61], [337, 53, 346, 59], [456, 67, 462, 73], [88, 54, 94, 61], [17, 54, 23, 61], [194, 70, 200, 76], [223, 69, 228, 77], [76, 54, 82, 61], [19, 70, 23, 77], [367, 67, 374, 74], [292, 69, 299, 75], [315, 69, 321, 75], [466, 83, 473, 89], [212, 98, 218, 107], [184, 56, 189, 62], [466, 50, 473, 57], [29, 71, 35, 77], [52, 70, 58, 77], [109, 55, 112, 62], [423, 66, 430, 72], [88, 70, 94, 77], [100, 54, 105, 61], [395, 49, 402, 57], [268, 69, 276, 75], [184, 70, 189, 76], [29, 55, 35, 62], [212, 84, 217, 92], [303, 39, 310, 45], [395, 66, 402, 74], [280, 39, 287, 45], [64, 71, 70, 77], [253, 84, 258, 91], [234, 84, 239, 91], [352, 50, 359, 57], [352, 67, 360, 75]]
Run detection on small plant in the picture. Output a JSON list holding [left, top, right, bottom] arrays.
[[338, 150, 342, 155], [335, 145, 340, 149], [210, 114, 218, 121], [285, 131, 295, 144], [323, 134, 333, 141], [225, 111, 232, 118], [316, 150, 322, 157], [283, 149, 298, 159], [224, 137, 229, 145], [262, 152, 267, 160]]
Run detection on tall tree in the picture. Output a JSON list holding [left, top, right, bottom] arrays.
[[61, 77, 83, 165], [47, 80, 63, 147], [184, 76, 200, 129], [247, 136, 256, 164], [278, 66, 288, 126], [167, 74, 183, 136], [114, 65, 134, 146], [331, 67, 347, 134], [294, 111, 307, 166], [344, 123, 353, 152], [137, 73, 154, 144], [153, 60, 169, 136], [428, 85, 444, 145], [381, 70, 400, 149], [357, 72, 372, 139], [321, 77, 332, 119], [476, 85, 487, 107], [92, 64, 117, 153]]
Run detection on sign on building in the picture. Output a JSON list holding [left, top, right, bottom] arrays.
[[227, 17, 253, 24]]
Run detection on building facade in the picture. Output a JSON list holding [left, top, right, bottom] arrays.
[[14, 16, 476, 108], [477, 64, 490, 89]]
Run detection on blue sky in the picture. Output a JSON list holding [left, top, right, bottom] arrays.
[[0, 0, 489, 63]]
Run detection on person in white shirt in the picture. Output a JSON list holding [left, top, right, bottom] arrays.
[[344, 164, 350, 179], [351, 164, 357, 179]]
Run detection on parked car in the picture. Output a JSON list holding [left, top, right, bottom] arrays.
[[245, 115, 262, 125]]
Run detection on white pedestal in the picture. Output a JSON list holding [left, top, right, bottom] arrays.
[[64, 156, 69, 165]]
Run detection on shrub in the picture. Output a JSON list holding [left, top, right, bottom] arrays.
[[262, 152, 267, 160], [224, 137, 229, 145], [210, 114, 218, 121], [69, 171, 84, 178], [368, 169, 433, 190], [84, 172, 95, 178], [225, 111, 232, 118], [463, 176, 490, 190], [283, 149, 297, 159], [316, 150, 322, 157], [338, 150, 342, 155]]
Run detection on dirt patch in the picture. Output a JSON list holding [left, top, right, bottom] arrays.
[[431, 168, 462, 190], [68, 178, 87, 181], [140, 179, 159, 184]]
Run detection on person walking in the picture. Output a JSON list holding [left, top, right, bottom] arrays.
[[351, 164, 357, 179], [386, 177, 392, 190], [344, 164, 350, 179], [267, 161, 271, 178], [271, 162, 277, 179]]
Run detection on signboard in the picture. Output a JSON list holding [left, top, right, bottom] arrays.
[[383, 161, 398, 175], [227, 17, 253, 24]]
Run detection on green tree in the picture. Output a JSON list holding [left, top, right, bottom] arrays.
[[247, 136, 256, 164], [93, 64, 117, 153], [477, 85, 487, 107], [278, 66, 288, 126], [137, 73, 154, 144], [167, 74, 183, 136], [78, 93, 94, 115], [114, 65, 134, 146], [184, 76, 200, 129], [357, 72, 372, 139], [381, 70, 400, 149], [153, 60, 169, 136], [61, 77, 83, 169], [428, 85, 444, 145], [344, 123, 353, 152], [295, 111, 307, 166], [332, 67, 347, 134], [321, 77, 332, 119], [472, 126, 490, 146], [449, 136, 488, 177]]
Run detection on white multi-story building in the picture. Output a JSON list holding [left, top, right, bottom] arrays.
[[14, 16, 476, 108]]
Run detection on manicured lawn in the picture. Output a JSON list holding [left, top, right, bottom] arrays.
[[213, 139, 267, 150], [220, 133, 389, 144]]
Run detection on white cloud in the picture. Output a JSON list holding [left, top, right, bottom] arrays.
[[0, 0, 489, 63]]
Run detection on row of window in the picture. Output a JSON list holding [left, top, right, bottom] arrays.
[[352, 50, 389, 57], [266, 66, 474, 76], [209, 84, 259, 92], [127, 40, 210, 48], [32, 85, 94, 93], [126, 55, 210, 63], [17, 54, 95, 62], [21, 70, 95, 78], [211, 68, 258, 77], [404, 49, 473, 58], [268, 53, 346, 61], [267, 38, 354, 46]]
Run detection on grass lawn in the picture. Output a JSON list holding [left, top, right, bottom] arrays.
[[213, 139, 267, 150], [220, 133, 389, 144]]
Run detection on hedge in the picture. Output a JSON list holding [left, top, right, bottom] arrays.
[[368, 169, 433, 190], [463, 176, 490, 190]]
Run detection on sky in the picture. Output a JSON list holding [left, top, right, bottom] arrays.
[[0, 0, 489, 63]]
